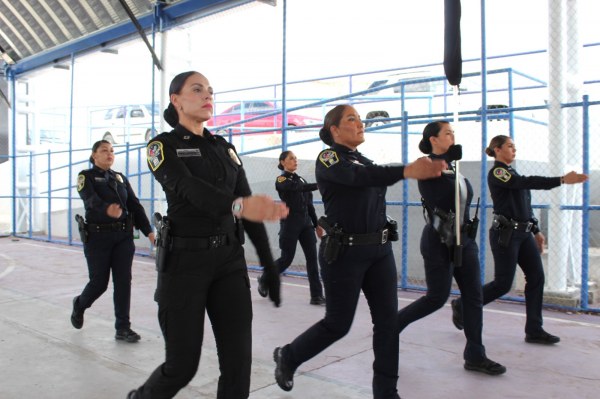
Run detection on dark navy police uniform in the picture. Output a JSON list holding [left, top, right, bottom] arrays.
[[273, 171, 323, 299], [135, 125, 274, 399], [398, 153, 488, 363], [76, 165, 152, 331], [482, 160, 560, 336], [279, 143, 405, 399]]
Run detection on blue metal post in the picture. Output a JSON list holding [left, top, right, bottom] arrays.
[[281, 0, 288, 152], [400, 112, 409, 289], [580, 95, 590, 309], [28, 152, 33, 238], [68, 53, 75, 244], [47, 150, 52, 240], [125, 142, 130, 177], [479, 0, 489, 282], [9, 70, 16, 236], [508, 69, 515, 138]]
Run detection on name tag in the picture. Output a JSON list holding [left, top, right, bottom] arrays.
[[176, 148, 201, 157], [94, 177, 107, 182]]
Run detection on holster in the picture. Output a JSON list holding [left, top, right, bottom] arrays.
[[153, 212, 171, 272], [75, 214, 88, 243], [236, 218, 245, 245], [492, 214, 513, 248], [430, 208, 456, 248], [385, 216, 399, 242], [318, 216, 343, 264]]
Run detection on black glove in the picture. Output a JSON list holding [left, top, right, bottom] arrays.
[[242, 220, 281, 307]]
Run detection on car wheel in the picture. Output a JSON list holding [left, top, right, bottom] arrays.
[[364, 111, 390, 128], [103, 132, 115, 143]]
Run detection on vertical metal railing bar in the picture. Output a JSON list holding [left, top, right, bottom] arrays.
[[478, 0, 489, 281], [580, 95, 590, 309], [47, 150, 51, 240], [400, 111, 409, 289]]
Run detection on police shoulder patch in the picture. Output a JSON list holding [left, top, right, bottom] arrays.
[[77, 174, 85, 192], [319, 150, 339, 168], [493, 167, 512, 182], [277, 176, 287, 183], [147, 141, 164, 171]]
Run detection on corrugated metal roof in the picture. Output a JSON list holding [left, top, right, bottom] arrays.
[[0, 0, 273, 76], [0, 0, 159, 65]]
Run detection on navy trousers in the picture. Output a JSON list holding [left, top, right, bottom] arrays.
[[79, 230, 135, 331], [398, 225, 486, 362], [285, 241, 399, 399], [135, 238, 252, 399], [483, 228, 545, 334]]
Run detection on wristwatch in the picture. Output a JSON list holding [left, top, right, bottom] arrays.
[[232, 197, 244, 218]]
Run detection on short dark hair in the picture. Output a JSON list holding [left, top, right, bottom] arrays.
[[277, 150, 292, 170], [419, 120, 449, 154], [485, 135, 510, 158], [164, 71, 199, 128], [90, 140, 111, 164], [319, 104, 348, 146]]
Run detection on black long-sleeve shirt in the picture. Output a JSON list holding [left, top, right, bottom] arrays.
[[147, 124, 274, 265], [77, 165, 152, 236], [418, 152, 473, 225], [315, 143, 405, 234], [275, 171, 318, 228], [488, 160, 560, 223]]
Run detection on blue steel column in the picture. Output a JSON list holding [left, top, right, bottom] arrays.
[[281, 0, 288, 151], [148, 1, 164, 223], [47, 150, 51, 240], [9, 69, 16, 235], [580, 95, 590, 309], [478, 0, 488, 282], [508, 69, 515, 138], [400, 112, 409, 289], [28, 152, 33, 238], [67, 53, 75, 244]]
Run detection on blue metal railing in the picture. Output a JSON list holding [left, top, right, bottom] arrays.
[[2, 69, 599, 313]]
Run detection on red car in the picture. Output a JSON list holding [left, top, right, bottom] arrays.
[[207, 101, 322, 135]]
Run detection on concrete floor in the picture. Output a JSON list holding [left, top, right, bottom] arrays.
[[1, 236, 599, 399]]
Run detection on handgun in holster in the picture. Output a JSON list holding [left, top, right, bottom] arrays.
[[492, 214, 513, 248], [318, 216, 342, 264], [75, 214, 88, 243], [430, 207, 456, 247], [235, 218, 245, 245], [385, 216, 399, 242], [153, 212, 171, 272]]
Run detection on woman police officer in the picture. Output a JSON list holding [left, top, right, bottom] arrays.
[[128, 71, 288, 399], [257, 150, 325, 305], [451, 135, 587, 344], [72, 139, 155, 342], [397, 121, 506, 375], [272, 104, 446, 399]]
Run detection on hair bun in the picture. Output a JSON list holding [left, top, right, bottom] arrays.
[[319, 127, 333, 146], [164, 103, 179, 128], [418, 138, 432, 154]]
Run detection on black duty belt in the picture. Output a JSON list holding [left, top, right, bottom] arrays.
[[339, 229, 389, 246], [494, 216, 533, 233], [169, 234, 229, 250], [87, 221, 132, 233]]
